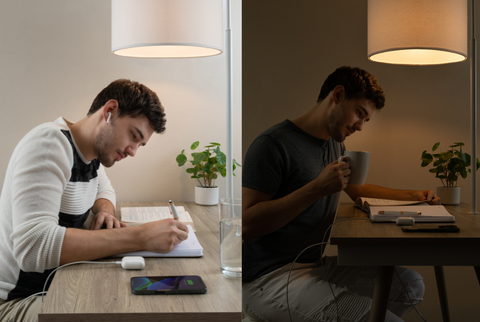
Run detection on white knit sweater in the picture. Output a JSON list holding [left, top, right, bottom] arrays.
[[0, 117, 116, 300]]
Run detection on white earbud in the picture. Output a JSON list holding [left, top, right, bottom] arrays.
[[106, 112, 112, 124]]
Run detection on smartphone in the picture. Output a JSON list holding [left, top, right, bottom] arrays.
[[131, 275, 207, 295], [401, 224, 459, 233]]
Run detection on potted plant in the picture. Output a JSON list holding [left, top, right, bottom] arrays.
[[176, 141, 241, 205], [421, 142, 480, 204]]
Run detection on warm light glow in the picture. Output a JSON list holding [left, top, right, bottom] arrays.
[[368, 0, 467, 65], [369, 49, 467, 65], [113, 45, 222, 59], [111, 0, 223, 58]]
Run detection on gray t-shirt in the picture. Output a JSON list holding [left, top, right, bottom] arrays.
[[242, 120, 345, 282]]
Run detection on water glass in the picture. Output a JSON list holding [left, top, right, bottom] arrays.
[[219, 198, 242, 278]]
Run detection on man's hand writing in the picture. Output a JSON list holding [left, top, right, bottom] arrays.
[[414, 190, 441, 205], [141, 219, 189, 253]]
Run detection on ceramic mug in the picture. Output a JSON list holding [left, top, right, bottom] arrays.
[[338, 151, 370, 185]]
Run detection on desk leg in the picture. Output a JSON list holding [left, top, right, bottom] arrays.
[[369, 266, 394, 322], [474, 266, 480, 285], [434, 266, 450, 322]]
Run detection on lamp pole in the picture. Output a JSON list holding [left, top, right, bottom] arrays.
[[225, 0, 234, 201], [470, 0, 478, 214]]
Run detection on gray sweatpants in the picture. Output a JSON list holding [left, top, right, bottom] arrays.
[[243, 256, 425, 322], [0, 295, 42, 322]]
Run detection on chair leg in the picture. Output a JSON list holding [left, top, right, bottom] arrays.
[[434, 266, 450, 322]]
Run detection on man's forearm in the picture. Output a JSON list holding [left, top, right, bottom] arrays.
[[345, 184, 418, 201], [243, 181, 327, 242], [60, 226, 142, 265]]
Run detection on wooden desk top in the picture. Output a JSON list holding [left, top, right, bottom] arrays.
[[330, 202, 480, 266], [39, 202, 242, 322]]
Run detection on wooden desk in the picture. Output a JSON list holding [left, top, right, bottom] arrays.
[[39, 202, 242, 322], [330, 202, 480, 322]]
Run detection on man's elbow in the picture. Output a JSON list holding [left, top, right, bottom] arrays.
[[242, 221, 258, 242]]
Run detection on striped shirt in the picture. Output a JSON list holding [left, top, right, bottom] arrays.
[[0, 117, 116, 300]]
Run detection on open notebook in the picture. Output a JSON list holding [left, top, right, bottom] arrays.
[[120, 206, 196, 231], [113, 225, 203, 257], [355, 197, 455, 223]]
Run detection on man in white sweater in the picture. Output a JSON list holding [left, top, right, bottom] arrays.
[[0, 79, 189, 321]]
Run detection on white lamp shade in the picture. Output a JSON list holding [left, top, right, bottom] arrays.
[[368, 0, 467, 65], [112, 0, 223, 58]]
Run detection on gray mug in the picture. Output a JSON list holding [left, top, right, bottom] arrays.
[[338, 151, 370, 185]]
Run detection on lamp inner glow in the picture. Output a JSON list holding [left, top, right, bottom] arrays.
[[113, 45, 222, 59], [369, 48, 467, 65]]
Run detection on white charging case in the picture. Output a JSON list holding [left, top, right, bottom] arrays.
[[121, 256, 145, 270], [396, 217, 415, 226]]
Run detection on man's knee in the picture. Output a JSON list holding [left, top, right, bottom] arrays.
[[393, 267, 425, 305], [0, 296, 42, 322]]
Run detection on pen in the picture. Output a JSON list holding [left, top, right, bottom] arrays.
[[378, 211, 421, 215], [168, 200, 179, 220]]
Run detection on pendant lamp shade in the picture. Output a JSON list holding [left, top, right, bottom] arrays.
[[112, 0, 223, 58], [368, 0, 468, 65]]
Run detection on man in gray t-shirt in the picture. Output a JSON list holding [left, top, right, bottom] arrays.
[[242, 66, 441, 322]]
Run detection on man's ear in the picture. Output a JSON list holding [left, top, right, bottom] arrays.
[[103, 100, 119, 123], [332, 85, 345, 104]]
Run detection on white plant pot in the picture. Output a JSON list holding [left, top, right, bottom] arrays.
[[436, 186, 460, 205], [195, 186, 219, 206]]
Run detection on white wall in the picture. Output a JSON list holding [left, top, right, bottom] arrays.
[[243, 0, 480, 321], [0, 0, 242, 203]]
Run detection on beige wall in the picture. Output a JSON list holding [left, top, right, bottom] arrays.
[[243, 0, 480, 320], [243, 1, 474, 204], [0, 0, 242, 203]]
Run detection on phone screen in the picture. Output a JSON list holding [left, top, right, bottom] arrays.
[[131, 275, 207, 295]]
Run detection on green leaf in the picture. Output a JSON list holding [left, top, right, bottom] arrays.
[[464, 153, 471, 165], [421, 151, 433, 164], [204, 162, 213, 170], [190, 141, 200, 150], [432, 142, 440, 151], [461, 169, 468, 179], [429, 168, 438, 173], [193, 152, 207, 163], [453, 142, 465, 147], [216, 151, 227, 166], [219, 167, 226, 177], [233, 159, 242, 167], [186, 168, 196, 174], [440, 151, 453, 162], [176, 153, 187, 166]]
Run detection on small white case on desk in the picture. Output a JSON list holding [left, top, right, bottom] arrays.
[[121, 256, 145, 269]]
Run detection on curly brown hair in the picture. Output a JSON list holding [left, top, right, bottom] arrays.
[[317, 66, 385, 110], [88, 79, 166, 133]]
